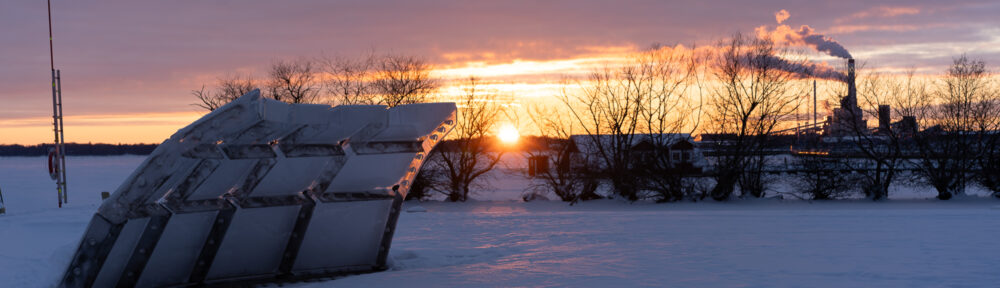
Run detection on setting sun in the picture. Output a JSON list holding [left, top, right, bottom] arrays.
[[498, 124, 520, 144]]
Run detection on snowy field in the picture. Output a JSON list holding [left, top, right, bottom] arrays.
[[1, 155, 998, 287]]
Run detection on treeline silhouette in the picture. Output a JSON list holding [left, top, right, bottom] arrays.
[[0, 143, 158, 157], [191, 34, 1000, 202]]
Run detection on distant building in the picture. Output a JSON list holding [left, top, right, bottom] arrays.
[[568, 134, 706, 175], [826, 59, 867, 136]]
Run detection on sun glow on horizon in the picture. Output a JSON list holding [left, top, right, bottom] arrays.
[[498, 124, 520, 144]]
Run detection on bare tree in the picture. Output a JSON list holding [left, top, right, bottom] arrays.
[[840, 68, 921, 200], [523, 103, 600, 203], [431, 77, 505, 202], [633, 45, 703, 202], [707, 33, 801, 200], [914, 55, 1000, 199], [373, 54, 439, 107], [560, 45, 703, 201], [192, 74, 259, 111], [320, 52, 438, 107], [266, 59, 321, 104], [560, 60, 646, 201], [979, 143, 1000, 198], [321, 51, 378, 106], [793, 154, 857, 200]]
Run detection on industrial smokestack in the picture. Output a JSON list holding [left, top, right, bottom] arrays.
[[847, 58, 856, 107], [830, 58, 865, 136], [878, 105, 891, 133], [813, 80, 817, 126]]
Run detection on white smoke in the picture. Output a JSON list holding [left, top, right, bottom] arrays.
[[757, 54, 845, 81], [775, 9, 790, 24], [757, 11, 852, 59]]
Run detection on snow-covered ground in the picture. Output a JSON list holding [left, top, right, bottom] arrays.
[[1, 156, 998, 287]]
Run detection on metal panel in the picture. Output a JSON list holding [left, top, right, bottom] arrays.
[[60, 90, 455, 287], [184, 159, 258, 201], [292, 200, 394, 271], [278, 201, 315, 276], [187, 207, 236, 284], [205, 205, 300, 280], [249, 157, 336, 197], [376, 193, 405, 269], [116, 214, 171, 287], [134, 211, 216, 287], [91, 218, 148, 287], [60, 215, 123, 288]]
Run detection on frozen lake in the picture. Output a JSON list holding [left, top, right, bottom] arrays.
[[0, 156, 997, 287]]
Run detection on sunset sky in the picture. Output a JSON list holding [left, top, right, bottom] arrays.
[[3, 0, 1000, 144]]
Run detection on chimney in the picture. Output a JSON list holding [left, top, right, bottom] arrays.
[[878, 105, 891, 132], [847, 58, 856, 107]]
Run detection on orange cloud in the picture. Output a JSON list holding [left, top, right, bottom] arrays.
[[837, 6, 920, 23], [829, 24, 920, 34]]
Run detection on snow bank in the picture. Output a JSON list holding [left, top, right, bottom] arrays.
[[1, 156, 998, 287]]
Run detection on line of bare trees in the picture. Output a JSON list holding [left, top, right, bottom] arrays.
[[192, 52, 516, 202], [707, 34, 803, 200], [550, 43, 707, 202], [532, 34, 818, 202], [526, 34, 1000, 203], [840, 56, 1000, 200], [193, 52, 438, 111], [191, 34, 1000, 203]]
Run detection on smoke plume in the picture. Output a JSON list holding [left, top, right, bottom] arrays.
[[757, 11, 852, 59], [758, 54, 845, 81], [775, 9, 790, 24]]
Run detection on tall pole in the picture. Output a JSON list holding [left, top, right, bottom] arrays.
[[58, 71, 67, 204], [813, 80, 817, 127], [48, 0, 54, 72], [48, 0, 67, 207]]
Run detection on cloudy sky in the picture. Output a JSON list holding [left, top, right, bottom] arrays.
[[2, 0, 999, 144]]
